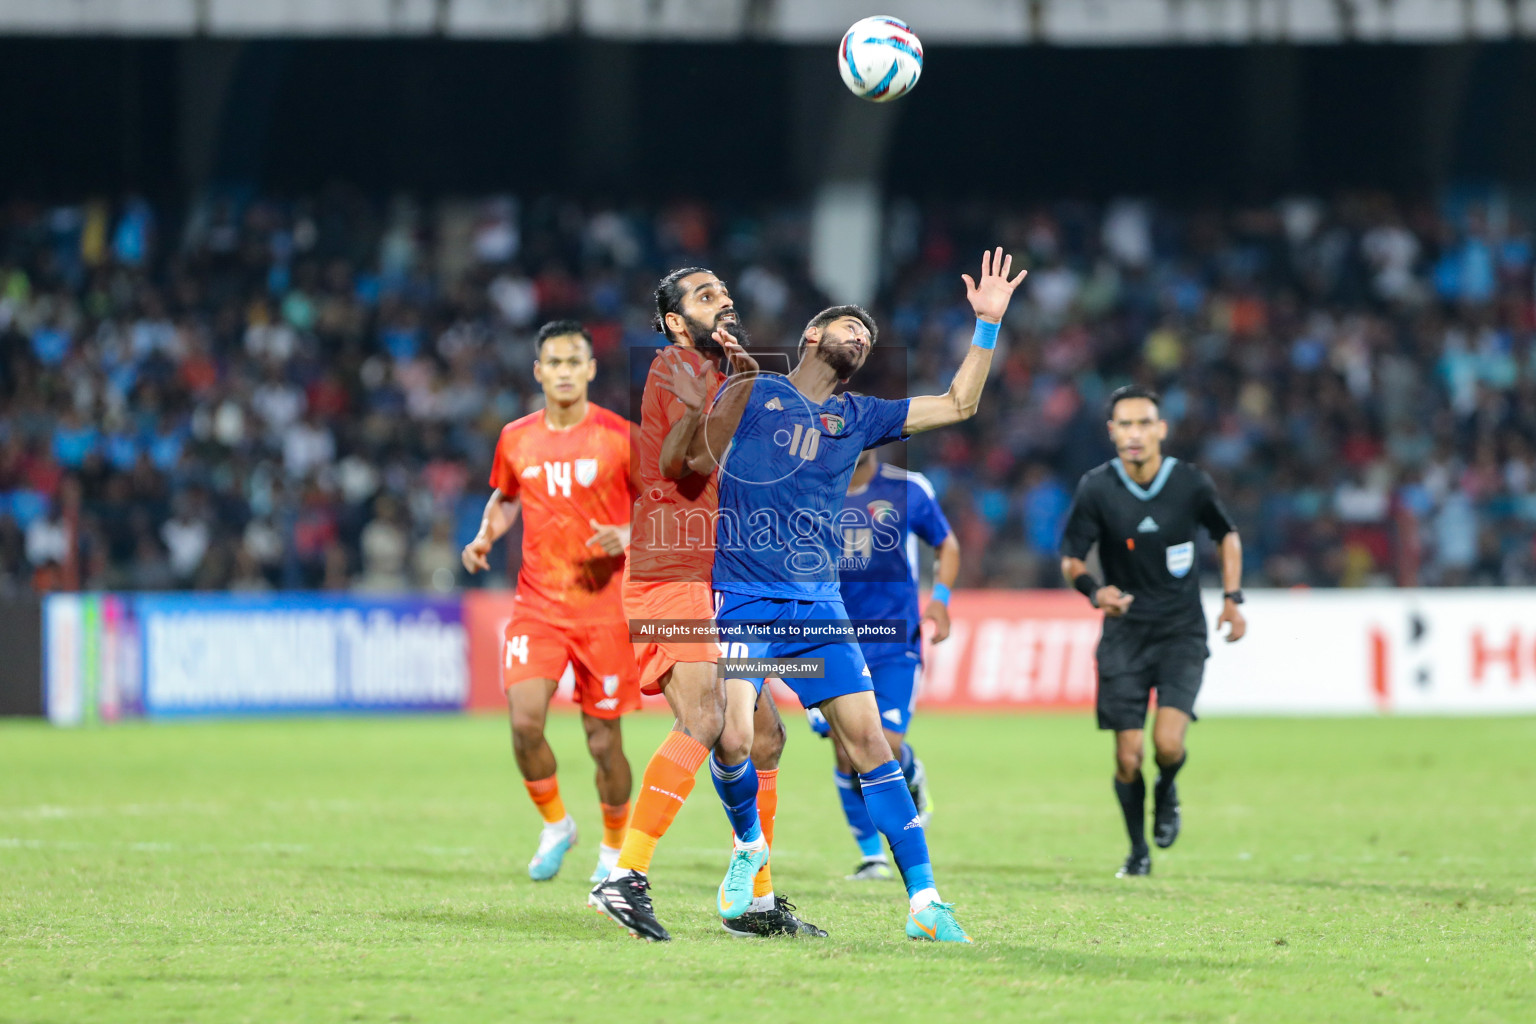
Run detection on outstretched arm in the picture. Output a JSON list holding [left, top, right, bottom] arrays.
[[904, 247, 1027, 435]]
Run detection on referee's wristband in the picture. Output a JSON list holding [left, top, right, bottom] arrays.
[[972, 318, 1000, 350], [930, 583, 951, 606], [1073, 573, 1101, 606]]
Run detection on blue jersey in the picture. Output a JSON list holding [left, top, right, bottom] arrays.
[[713, 375, 911, 599], [839, 462, 953, 665]]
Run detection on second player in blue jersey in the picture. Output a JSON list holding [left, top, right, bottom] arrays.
[[806, 448, 960, 880]]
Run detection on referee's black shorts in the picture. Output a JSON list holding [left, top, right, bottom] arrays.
[[1094, 618, 1209, 732]]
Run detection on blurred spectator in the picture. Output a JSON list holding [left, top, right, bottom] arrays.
[[356, 496, 409, 593], [1, 188, 1533, 594]]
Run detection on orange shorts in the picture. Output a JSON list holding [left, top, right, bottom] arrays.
[[502, 613, 641, 720], [622, 576, 719, 695]]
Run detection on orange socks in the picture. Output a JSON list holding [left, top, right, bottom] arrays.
[[525, 776, 566, 824], [753, 768, 779, 898], [616, 731, 709, 874], [600, 802, 631, 848]]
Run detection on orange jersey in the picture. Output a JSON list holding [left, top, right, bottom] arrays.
[[489, 403, 640, 625], [628, 347, 726, 585]]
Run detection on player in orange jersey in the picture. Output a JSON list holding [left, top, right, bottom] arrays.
[[462, 319, 642, 885], [588, 269, 822, 941]]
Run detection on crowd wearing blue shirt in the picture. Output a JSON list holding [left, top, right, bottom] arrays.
[[1, 189, 1532, 594]]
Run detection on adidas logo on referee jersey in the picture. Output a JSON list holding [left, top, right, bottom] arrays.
[[1137, 516, 1159, 533]]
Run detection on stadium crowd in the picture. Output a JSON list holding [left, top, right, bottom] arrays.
[[1, 188, 1533, 595]]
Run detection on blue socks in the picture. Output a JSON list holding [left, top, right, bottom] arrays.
[[710, 754, 762, 844], [897, 742, 916, 786], [859, 759, 935, 899], [835, 769, 884, 859]]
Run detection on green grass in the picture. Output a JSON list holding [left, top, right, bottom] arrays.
[[2, 713, 1534, 1023]]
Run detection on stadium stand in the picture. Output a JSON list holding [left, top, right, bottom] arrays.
[[2, 188, 1533, 595]]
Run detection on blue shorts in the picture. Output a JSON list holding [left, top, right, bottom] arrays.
[[807, 658, 920, 737], [714, 591, 874, 709]]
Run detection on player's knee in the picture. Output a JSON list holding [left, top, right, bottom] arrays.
[[675, 701, 724, 749], [1153, 736, 1184, 765], [1115, 747, 1143, 780], [584, 721, 621, 764], [750, 718, 785, 770], [845, 728, 892, 774], [511, 715, 545, 753], [716, 723, 753, 765]]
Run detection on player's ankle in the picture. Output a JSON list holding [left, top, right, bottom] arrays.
[[909, 887, 940, 914]]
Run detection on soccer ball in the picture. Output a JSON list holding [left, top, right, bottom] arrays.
[[837, 17, 923, 103]]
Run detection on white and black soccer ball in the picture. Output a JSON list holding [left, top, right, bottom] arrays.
[[837, 16, 923, 103]]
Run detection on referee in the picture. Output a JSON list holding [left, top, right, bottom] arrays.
[[1060, 385, 1247, 878]]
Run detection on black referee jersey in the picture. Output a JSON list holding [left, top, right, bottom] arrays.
[[1060, 457, 1236, 635]]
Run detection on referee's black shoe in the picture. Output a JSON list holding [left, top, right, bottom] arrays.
[[1153, 783, 1182, 849], [1116, 849, 1152, 878]]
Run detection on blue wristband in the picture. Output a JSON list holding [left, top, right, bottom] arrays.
[[972, 319, 999, 350], [930, 583, 951, 606]]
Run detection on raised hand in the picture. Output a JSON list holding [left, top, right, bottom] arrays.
[[714, 327, 759, 376], [654, 348, 710, 413], [961, 247, 1029, 324]]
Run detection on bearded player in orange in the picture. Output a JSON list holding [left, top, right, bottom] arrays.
[[588, 268, 822, 941], [462, 319, 642, 886]]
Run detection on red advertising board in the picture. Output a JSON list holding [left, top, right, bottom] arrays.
[[463, 589, 1101, 713]]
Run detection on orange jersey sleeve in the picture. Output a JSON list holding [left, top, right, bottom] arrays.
[[489, 423, 523, 499]]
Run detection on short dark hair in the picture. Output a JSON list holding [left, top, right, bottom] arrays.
[[1106, 384, 1161, 420], [652, 267, 713, 339], [799, 304, 878, 357], [536, 319, 592, 356]]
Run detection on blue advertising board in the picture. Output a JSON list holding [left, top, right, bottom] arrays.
[[47, 593, 468, 722]]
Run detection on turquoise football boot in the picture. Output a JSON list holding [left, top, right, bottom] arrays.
[[906, 901, 972, 943], [528, 819, 577, 881], [716, 844, 770, 919]]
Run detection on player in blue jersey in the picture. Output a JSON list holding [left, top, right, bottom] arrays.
[[805, 448, 960, 881], [704, 247, 1026, 943]]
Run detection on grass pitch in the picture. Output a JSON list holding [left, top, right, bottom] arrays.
[[2, 712, 1534, 1023]]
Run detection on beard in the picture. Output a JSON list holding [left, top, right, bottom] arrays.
[[817, 340, 863, 380], [685, 312, 748, 358]]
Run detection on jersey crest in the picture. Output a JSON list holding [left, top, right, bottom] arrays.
[[575, 458, 598, 487], [820, 412, 846, 435], [867, 498, 898, 524], [1166, 541, 1194, 578]]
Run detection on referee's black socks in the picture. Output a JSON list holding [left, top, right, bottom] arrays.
[[1154, 753, 1186, 801], [1113, 774, 1148, 854]]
